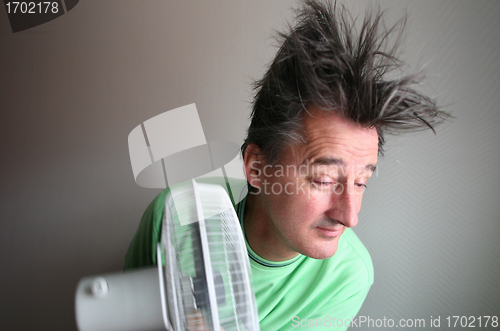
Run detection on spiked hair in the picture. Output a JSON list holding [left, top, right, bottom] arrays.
[[242, 0, 449, 165]]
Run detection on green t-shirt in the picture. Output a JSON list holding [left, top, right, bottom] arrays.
[[125, 186, 373, 331]]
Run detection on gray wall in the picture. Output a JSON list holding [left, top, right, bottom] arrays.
[[1, 1, 499, 330]]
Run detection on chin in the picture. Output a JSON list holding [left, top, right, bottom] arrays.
[[302, 243, 339, 260], [309, 251, 337, 260]]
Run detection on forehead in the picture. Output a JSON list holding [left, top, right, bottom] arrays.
[[290, 106, 379, 166]]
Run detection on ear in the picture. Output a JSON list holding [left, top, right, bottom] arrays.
[[243, 143, 264, 190]]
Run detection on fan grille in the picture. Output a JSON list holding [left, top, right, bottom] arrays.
[[160, 181, 258, 331]]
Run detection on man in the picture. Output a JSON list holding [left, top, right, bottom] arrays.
[[126, 1, 448, 329]]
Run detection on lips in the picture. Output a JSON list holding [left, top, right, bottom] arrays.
[[316, 226, 343, 237]]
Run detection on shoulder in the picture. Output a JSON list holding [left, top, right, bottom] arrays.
[[124, 188, 170, 269]]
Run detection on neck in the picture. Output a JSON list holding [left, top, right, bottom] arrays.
[[243, 193, 300, 262]]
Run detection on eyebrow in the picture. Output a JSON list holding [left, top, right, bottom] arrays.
[[307, 157, 377, 173]]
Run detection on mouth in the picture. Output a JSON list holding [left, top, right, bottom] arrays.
[[316, 226, 344, 238]]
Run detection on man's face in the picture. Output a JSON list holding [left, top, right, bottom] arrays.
[[248, 106, 379, 260]]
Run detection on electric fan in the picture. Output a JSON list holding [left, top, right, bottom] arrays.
[[75, 180, 259, 331]]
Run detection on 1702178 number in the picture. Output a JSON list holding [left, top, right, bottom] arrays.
[[446, 316, 498, 328], [5, 2, 59, 14]]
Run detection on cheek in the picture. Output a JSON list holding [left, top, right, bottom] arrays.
[[268, 176, 335, 223], [301, 190, 332, 210], [288, 193, 330, 227]]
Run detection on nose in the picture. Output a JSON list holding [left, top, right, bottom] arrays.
[[328, 185, 359, 228]]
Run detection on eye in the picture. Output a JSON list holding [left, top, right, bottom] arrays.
[[354, 182, 367, 190], [313, 178, 334, 186]]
